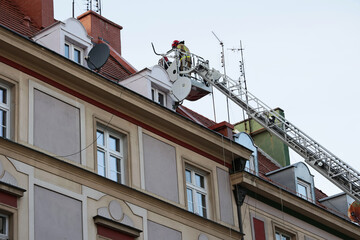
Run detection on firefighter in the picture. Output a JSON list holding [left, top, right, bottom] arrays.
[[172, 40, 192, 70]]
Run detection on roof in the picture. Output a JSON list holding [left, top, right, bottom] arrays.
[[0, 0, 40, 37], [99, 55, 133, 82], [176, 105, 216, 128]]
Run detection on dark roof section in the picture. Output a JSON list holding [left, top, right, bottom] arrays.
[[0, 0, 40, 37], [177, 105, 216, 128]]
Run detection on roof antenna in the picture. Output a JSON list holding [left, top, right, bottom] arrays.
[[86, 0, 92, 11], [95, 0, 102, 15], [72, 0, 75, 18], [228, 41, 252, 134], [212, 31, 230, 123]]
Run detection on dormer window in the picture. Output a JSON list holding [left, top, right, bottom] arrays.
[[297, 179, 311, 200], [64, 42, 83, 64], [151, 88, 166, 106]]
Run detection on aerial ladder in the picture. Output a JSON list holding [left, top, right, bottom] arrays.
[[153, 45, 360, 202]]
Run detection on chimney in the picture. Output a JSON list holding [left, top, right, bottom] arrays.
[[78, 11, 123, 54], [209, 121, 234, 139], [13, 0, 54, 29]]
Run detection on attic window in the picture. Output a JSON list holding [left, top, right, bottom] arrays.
[[64, 42, 83, 64], [151, 88, 166, 106], [297, 179, 311, 200]]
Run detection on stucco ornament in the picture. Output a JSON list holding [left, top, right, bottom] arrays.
[[97, 199, 135, 227]]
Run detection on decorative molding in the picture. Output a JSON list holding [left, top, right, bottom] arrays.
[[93, 215, 142, 238], [0, 181, 25, 198]]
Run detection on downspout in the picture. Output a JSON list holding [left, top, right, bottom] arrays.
[[234, 185, 247, 240], [231, 157, 248, 240]]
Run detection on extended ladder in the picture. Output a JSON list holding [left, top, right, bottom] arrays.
[[191, 58, 360, 202]]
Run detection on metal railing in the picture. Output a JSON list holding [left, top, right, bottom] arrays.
[[194, 63, 360, 202]]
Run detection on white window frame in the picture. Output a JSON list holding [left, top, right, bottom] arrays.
[[151, 88, 166, 106], [64, 41, 84, 64], [0, 213, 9, 240], [296, 179, 312, 200], [0, 83, 10, 139], [185, 166, 208, 218], [275, 231, 291, 240], [96, 126, 125, 184], [245, 154, 255, 174]]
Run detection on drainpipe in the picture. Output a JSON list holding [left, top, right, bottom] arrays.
[[234, 185, 247, 240], [231, 157, 248, 240]]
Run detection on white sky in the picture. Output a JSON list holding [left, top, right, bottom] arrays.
[[54, 0, 360, 196]]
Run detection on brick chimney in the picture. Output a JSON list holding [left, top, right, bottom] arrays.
[[13, 0, 54, 29], [78, 11, 123, 54], [209, 121, 234, 139]]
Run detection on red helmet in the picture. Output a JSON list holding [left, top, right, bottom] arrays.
[[172, 40, 179, 48]]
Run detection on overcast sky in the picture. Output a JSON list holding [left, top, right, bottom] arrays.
[[54, 0, 360, 196]]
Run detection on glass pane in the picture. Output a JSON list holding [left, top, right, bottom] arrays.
[[297, 183, 307, 199], [0, 215, 5, 234], [74, 49, 81, 63], [96, 130, 104, 146], [187, 188, 193, 212], [97, 150, 105, 176], [64, 44, 69, 58], [195, 174, 204, 188], [0, 87, 7, 104], [109, 136, 120, 152], [196, 192, 206, 217], [185, 170, 191, 183], [158, 92, 164, 105], [0, 110, 6, 138], [275, 233, 281, 240], [109, 155, 121, 183], [151, 89, 155, 101]]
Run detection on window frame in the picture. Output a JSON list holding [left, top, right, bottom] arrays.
[[0, 83, 10, 139], [296, 178, 312, 201], [96, 125, 125, 184], [0, 213, 9, 240], [64, 41, 84, 64], [185, 166, 208, 218], [151, 88, 166, 106], [272, 223, 297, 240], [275, 231, 291, 240]]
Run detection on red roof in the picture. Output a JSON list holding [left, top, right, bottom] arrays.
[[0, 0, 40, 37], [177, 105, 216, 128], [99, 55, 133, 82]]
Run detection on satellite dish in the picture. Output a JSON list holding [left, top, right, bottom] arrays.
[[85, 43, 110, 70], [170, 77, 192, 102], [348, 201, 360, 223]]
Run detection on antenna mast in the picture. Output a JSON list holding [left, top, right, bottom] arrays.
[[228, 41, 251, 133], [212, 31, 231, 123]]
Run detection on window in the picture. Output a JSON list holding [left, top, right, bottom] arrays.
[[275, 232, 290, 240], [297, 179, 311, 200], [0, 213, 8, 240], [0, 85, 10, 138], [64, 42, 83, 64], [151, 88, 166, 106], [185, 167, 207, 218], [245, 155, 255, 174], [96, 127, 124, 184], [273, 225, 296, 240]]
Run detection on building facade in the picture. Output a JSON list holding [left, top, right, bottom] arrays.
[[0, 1, 359, 240]]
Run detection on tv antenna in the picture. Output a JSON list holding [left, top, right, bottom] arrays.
[[228, 41, 251, 133], [86, 0, 102, 15], [212, 31, 230, 123]]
